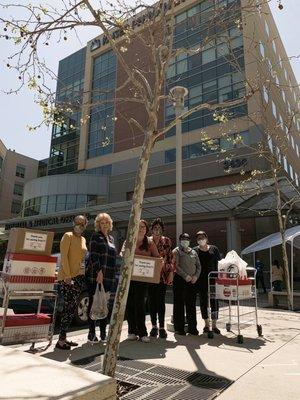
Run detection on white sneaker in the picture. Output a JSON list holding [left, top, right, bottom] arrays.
[[140, 336, 150, 343], [127, 334, 138, 341]]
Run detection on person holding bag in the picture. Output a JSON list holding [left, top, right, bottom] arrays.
[[56, 215, 88, 350], [86, 213, 117, 343]]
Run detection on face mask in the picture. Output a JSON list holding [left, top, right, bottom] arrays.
[[180, 240, 190, 248], [198, 239, 207, 246], [74, 225, 85, 234]]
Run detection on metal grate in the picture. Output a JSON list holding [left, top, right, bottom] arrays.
[[72, 355, 233, 399]]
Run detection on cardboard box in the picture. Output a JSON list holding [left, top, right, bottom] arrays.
[[1, 253, 57, 291], [131, 255, 163, 284], [6, 228, 54, 255]]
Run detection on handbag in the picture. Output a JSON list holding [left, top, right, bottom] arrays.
[[90, 283, 110, 320]]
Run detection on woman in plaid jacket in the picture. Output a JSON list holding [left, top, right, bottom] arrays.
[[86, 213, 117, 343]]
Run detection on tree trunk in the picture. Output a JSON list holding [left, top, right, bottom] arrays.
[[273, 173, 292, 310], [102, 131, 156, 377]]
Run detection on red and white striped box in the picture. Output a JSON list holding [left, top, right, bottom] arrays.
[[216, 278, 252, 300], [0, 313, 51, 344], [1, 253, 57, 291]]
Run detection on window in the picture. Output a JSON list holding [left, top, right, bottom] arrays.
[[283, 156, 288, 172], [282, 90, 286, 103], [11, 200, 21, 214], [13, 182, 23, 196], [272, 40, 276, 54], [295, 173, 299, 187], [16, 164, 25, 178], [259, 42, 265, 58], [296, 144, 299, 157], [271, 101, 277, 119], [289, 165, 294, 180], [264, 20, 270, 36], [263, 86, 269, 103], [267, 135, 273, 153], [291, 136, 295, 149], [0, 155, 3, 171]]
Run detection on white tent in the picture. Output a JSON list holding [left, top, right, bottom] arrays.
[[241, 225, 300, 309], [241, 225, 300, 255]]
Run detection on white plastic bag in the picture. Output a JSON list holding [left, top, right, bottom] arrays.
[[90, 283, 110, 320], [218, 250, 248, 278]]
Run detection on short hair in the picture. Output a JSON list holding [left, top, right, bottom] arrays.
[[196, 230, 208, 238], [179, 233, 190, 240], [151, 217, 165, 231], [94, 213, 113, 232], [74, 215, 88, 225]]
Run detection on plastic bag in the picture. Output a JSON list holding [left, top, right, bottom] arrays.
[[218, 250, 248, 278], [90, 283, 110, 320]]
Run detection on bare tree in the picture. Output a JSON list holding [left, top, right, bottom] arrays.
[[1, 0, 262, 377]]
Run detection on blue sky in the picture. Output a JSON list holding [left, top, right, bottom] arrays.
[[0, 0, 299, 160]]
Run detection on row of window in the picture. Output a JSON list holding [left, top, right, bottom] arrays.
[[88, 50, 117, 159], [268, 137, 299, 187], [22, 194, 107, 217], [165, 130, 250, 163]]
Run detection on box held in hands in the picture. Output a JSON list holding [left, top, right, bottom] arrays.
[[131, 256, 163, 283]]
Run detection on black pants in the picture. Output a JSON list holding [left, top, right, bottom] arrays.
[[172, 274, 197, 332], [256, 273, 266, 292], [59, 275, 86, 340], [196, 277, 218, 321], [86, 281, 111, 338], [126, 281, 148, 337], [148, 282, 167, 328]]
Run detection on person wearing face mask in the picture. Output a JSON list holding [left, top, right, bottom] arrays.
[[172, 233, 201, 336], [86, 213, 117, 343], [56, 215, 88, 350], [194, 230, 221, 334]]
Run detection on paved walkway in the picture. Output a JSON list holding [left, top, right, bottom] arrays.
[[11, 304, 299, 399]]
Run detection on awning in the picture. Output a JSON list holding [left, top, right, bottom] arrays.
[[241, 225, 300, 255]]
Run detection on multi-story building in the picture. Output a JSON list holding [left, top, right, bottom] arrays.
[[1, 0, 299, 277], [0, 139, 39, 220]]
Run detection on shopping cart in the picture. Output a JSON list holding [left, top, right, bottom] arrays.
[[207, 267, 262, 343]]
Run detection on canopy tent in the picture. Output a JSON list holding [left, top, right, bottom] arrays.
[[241, 225, 300, 255], [241, 225, 300, 310]]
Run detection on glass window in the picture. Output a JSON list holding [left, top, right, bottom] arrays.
[[165, 149, 176, 164], [11, 200, 22, 214], [272, 101, 277, 119], [0, 155, 3, 171], [13, 182, 23, 196], [16, 164, 25, 178], [202, 47, 216, 64], [259, 42, 265, 58], [76, 194, 87, 208], [264, 20, 270, 36]]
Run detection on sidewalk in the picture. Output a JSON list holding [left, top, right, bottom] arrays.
[[12, 305, 300, 399]]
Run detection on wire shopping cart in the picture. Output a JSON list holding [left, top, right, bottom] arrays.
[[207, 267, 262, 343]]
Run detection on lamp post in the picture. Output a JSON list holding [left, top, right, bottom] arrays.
[[170, 86, 188, 241]]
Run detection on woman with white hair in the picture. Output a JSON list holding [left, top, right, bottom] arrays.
[[86, 213, 117, 343]]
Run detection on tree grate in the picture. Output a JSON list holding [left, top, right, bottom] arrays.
[[72, 355, 233, 399]]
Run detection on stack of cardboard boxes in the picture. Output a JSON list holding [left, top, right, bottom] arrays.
[[0, 228, 57, 344]]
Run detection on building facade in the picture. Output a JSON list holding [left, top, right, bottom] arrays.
[[0, 139, 39, 220], [1, 0, 300, 282]]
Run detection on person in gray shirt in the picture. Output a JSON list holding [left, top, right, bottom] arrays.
[[172, 233, 201, 335]]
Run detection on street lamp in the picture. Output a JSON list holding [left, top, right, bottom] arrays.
[[170, 85, 188, 241]]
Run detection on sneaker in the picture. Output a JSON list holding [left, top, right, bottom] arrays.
[[55, 341, 71, 350], [159, 328, 167, 339], [150, 327, 158, 337], [87, 333, 99, 343], [140, 336, 150, 343], [100, 331, 107, 342], [127, 334, 138, 341]]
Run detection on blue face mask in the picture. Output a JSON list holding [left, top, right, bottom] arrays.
[[180, 240, 190, 248]]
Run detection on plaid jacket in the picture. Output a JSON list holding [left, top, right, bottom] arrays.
[[86, 231, 117, 293]]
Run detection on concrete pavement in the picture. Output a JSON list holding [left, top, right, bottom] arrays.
[[7, 305, 300, 399]]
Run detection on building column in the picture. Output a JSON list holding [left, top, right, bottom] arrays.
[[226, 217, 241, 254]]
